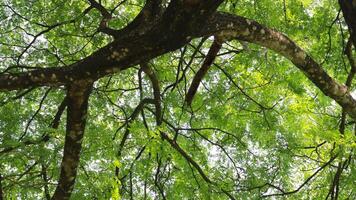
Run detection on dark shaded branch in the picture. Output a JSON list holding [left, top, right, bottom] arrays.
[[13, 162, 39, 183], [51, 81, 92, 200], [0, 95, 68, 155], [111, 0, 164, 39], [345, 38, 356, 87], [332, 37, 355, 200], [327, 162, 343, 200], [185, 38, 222, 105], [154, 156, 166, 200], [0, 136, 49, 154], [13, 87, 36, 100], [113, 98, 155, 140], [141, 63, 162, 125], [339, 0, 356, 48], [88, 0, 111, 19], [215, 64, 273, 110], [162, 37, 207, 95], [51, 97, 68, 129], [340, 38, 355, 134], [115, 127, 131, 178], [119, 146, 146, 182], [0, 87, 35, 106], [0, 1, 222, 91], [0, 4, 93, 65], [88, 0, 117, 37], [114, 98, 154, 178]]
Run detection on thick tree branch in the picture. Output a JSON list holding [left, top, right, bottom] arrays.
[[185, 38, 222, 106], [51, 81, 92, 200], [2, 2, 353, 199], [345, 38, 356, 86], [1, 5, 355, 121], [88, 0, 164, 38], [0, 1, 223, 92], [340, 38, 355, 134], [202, 12, 356, 119], [110, 0, 164, 39], [338, 0, 356, 48]]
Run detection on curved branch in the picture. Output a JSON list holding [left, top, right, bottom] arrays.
[[201, 12, 356, 119], [1, 7, 354, 121]]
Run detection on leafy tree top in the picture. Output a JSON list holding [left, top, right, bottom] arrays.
[[0, 0, 355, 199]]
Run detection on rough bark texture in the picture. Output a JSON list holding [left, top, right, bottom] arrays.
[[202, 13, 356, 119], [0, 0, 223, 91], [1, 10, 355, 119], [51, 81, 92, 200]]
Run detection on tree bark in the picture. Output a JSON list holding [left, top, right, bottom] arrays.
[[1, 11, 355, 119], [339, 0, 356, 48], [200, 13, 356, 119], [51, 81, 92, 200]]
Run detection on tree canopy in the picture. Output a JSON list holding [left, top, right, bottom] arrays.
[[0, 0, 355, 199]]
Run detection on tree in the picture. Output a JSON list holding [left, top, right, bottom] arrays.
[[0, 0, 355, 199]]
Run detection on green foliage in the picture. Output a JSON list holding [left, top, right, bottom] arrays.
[[0, 0, 355, 199]]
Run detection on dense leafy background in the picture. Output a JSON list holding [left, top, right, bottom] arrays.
[[0, 0, 355, 199]]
